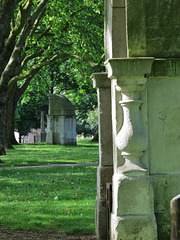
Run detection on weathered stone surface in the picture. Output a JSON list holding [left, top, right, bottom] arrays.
[[126, 0, 180, 57], [92, 73, 113, 240], [48, 94, 75, 117], [105, 57, 154, 78], [144, 0, 180, 57], [105, 58, 157, 239], [40, 111, 46, 142], [155, 213, 171, 240], [98, 87, 113, 166], [106, 0, 180, 58], [46, 94, 76, 145], [170, 194, 180, 240], [97, 0, 180, 239], [148, 62, 180, 174], [104, 0, 128, 59], [115, 175, 155, 216], [152, 59, 180, 77], [141, 59, 180, 238], [96, 166, 113, 201], [152, 175, 180, 240], [95, 166, 113, 240], [111, 214, 157, 240], [92, 73, 113, 167], [127, 0, 146, 57]]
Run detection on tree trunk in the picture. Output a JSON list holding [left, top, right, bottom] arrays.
[[11, 130, 19, 145], [4, 78, 33, 148], [4, 85, 19, 149], [0, 85, 7, 155], [91, 130, 99, 142], [18, 134, 21, 143]]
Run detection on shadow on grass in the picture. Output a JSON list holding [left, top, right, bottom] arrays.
[[26, 141, 98, 148], [0, 166, 97, 234], [1, 140, 99, 167]]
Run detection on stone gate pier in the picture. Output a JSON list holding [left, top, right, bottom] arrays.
[[93, 0, 180, 239], [92, 73, 113, 239]]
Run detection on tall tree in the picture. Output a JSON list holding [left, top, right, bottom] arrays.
[[0, 0, 104, 154]]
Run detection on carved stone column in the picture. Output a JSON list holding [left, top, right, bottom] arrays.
[[105, 58, 157, 240], [116, 79, 148, 175], [91, 73, 113, 240]]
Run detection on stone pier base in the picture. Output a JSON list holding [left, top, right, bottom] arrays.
[[96, 166, 113, 239], [110, 174, 157, 240]]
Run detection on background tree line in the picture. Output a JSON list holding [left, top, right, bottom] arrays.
[[0, 0, 104, 154]]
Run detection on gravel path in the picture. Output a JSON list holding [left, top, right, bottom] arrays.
[[0, 227, 97, 240], [0, 162, 98, 170]]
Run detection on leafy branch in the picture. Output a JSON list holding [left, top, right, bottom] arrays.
[[0, 0, 48, 86], [8, 52, 105, 88]]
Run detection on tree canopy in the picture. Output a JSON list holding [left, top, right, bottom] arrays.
[[0, 0, 104, 154]]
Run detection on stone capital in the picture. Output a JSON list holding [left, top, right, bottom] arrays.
[[91, 73, 111, 89], [105, 57, 154, 78], [105, 57, 154, 93], [47, 114, 53, 120]]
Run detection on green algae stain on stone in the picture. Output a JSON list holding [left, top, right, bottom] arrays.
[[127, 0, 147, 57], [126, 0, 180, 57]]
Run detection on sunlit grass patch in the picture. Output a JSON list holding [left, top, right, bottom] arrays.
[[0, 165, 97, 234], [0, 138, 98, 167]]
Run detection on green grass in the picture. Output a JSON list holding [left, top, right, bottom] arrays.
[[0, 139, 98, 234], [0, 166, 97, 233], [0, 138, 99, 167]]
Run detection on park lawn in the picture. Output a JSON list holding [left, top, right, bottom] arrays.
[[0, 138, 99, 167], [0, 165, 97, 234]]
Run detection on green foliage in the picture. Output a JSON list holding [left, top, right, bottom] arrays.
[[24, 0, 104, 67], [86, 108, 98, 135], [15, 80, 49, 136], [16, 0, 104, 137]]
